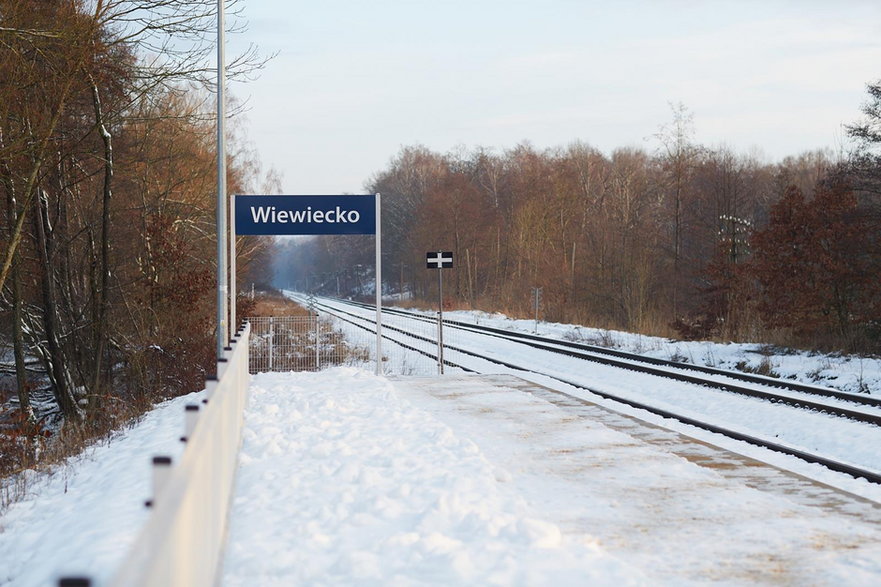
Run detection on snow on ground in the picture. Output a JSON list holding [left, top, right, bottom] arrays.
[[322, 300, 881, 493], [398, 374, 881, 585], [0, 390, 203, 586], [6, 296, 881, 586], [439, 309, 881, 397], [2, 366, 881, 585], [222, 369, 643, 586], [221, 369, 881, 585]]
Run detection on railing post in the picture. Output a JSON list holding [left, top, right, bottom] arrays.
[[181, 404, 199, 442], [104, 323, 250, 587], [217, 347, 230, 381], [145, 456, 172, 508], [204, 376, 218, 404]]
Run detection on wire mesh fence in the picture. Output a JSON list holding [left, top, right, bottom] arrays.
[[248, 311, 458, 376], [247, 316, 372, 374]]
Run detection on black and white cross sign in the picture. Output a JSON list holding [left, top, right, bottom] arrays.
[[426, 251, 454, 269]]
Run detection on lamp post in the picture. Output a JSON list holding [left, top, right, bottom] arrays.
[[216, 0, 228, 359]]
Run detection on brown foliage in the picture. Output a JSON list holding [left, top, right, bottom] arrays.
[[0, 0, 274, 486], [278, 94, 880, 358], [750, 182, 881, 348], [248, 293, 311, 318]]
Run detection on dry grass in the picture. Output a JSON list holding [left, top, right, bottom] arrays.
[[391, 295, 682, 339], [248, 292, 310, 317], [388, 298, 430, 311], [0, 394, 152, 513]]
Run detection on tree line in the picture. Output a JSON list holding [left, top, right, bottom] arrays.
[[0, 0, 271, 437], [288, 91, 881, 356]]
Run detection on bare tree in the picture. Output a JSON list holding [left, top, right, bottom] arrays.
[[0, 0, 270, 427], [654, 102, 701, 317]]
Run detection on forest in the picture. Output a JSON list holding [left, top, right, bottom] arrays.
[[0, 0, 272, 458], [283, 96, 881, 357]]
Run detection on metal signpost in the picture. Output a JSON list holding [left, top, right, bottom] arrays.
[[426, 251, 453, 374], [235, 194, 383, 375], [532, 286, 543, 333]]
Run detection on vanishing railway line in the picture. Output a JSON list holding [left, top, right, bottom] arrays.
[[345, 299, 881, 413], [297, 294, 881, 486]]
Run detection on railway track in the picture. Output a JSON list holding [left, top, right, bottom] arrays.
[[346, 299, 881, 409], [297, 294, 881, 486]]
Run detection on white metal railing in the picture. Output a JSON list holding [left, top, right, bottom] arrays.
[[86, 323, 251, 587]]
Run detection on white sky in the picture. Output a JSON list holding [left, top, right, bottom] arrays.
[[227, 0, 881, 195]]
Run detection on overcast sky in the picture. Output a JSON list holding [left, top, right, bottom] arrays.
[[226, 0, 881, 195]]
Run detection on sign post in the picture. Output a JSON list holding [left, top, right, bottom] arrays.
[[375, 194, 382, 376], [531, 286, 543, 333], [426, 251, 453, 375], [235, 194, 383, 375]]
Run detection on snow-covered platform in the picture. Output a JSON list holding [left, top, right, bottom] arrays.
[[222, 369, 881, 585]]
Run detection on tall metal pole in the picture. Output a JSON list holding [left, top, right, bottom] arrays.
[[229, 189, 236, 334], [215, 0, 228, 359], [437, 258, 444, 375], [375, 193, 382, 376]]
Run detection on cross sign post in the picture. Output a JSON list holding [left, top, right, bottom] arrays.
[[426, 251, 453, 374]]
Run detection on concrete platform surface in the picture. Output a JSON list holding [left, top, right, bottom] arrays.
[[395, 374, 881, 585]]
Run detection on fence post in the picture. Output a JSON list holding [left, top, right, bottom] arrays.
[[315, 315, 320, 371], [268, 316, 274, 371], [145, 456, 172, 508]]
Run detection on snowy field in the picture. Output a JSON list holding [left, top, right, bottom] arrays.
[[3, 367, 881, 585], [222, 370, 643, 585]]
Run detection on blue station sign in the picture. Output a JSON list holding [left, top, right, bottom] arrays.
[[235, 194, 376, 235]]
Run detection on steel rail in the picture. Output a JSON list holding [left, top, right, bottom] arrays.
[[305, 298, 477, 373], [313, 297, 881, 486], [333, 299, 881, 425], [442, 317, 881, 406], [349, 300, 881, 408]]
